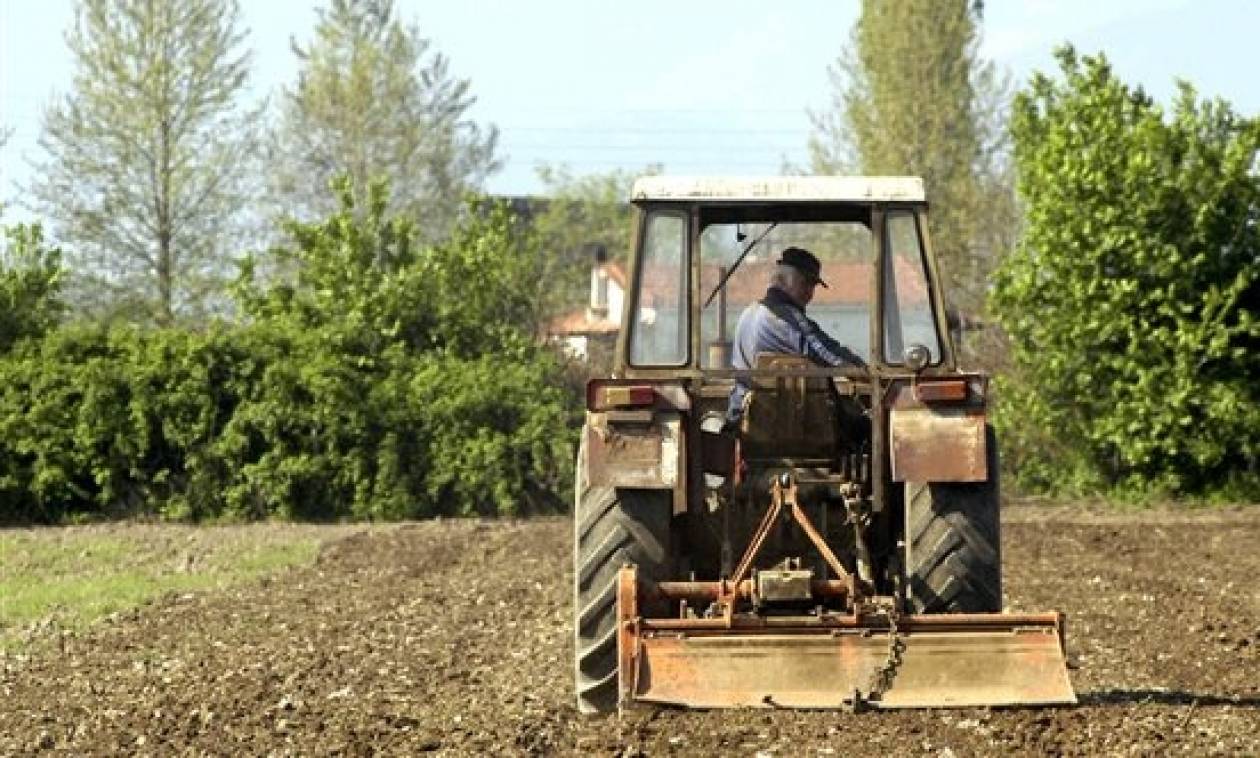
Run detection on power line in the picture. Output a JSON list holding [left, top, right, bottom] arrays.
[[506, 160, 799, 169], [501, 145, 805, 154], [501, 126, 807, 135]]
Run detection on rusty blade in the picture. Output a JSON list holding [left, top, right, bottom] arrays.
[[628, 620, 1076, 709]]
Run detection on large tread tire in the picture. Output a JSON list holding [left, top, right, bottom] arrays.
[[904, 425, 1002, 614], [572, 447, 670, 715]]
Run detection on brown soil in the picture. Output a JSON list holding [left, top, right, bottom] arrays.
[[2, 504, 1258, 756]]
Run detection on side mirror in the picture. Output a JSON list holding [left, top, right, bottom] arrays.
[[904, 343, 931, 373]]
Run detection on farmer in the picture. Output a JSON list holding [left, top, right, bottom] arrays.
[[726, 246, 866, 423]]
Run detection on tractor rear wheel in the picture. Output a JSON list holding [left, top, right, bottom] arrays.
[[904, 425, 1002, 614], [572, 451, 670, 715]]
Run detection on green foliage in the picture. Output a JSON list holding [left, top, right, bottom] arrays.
[[531, 164, 658, 322], [408, 353, 577, 517], [32, 0, 260, 325], [993, 47, 1260, 499], [238, 178, 544, 355], [0, 325, 235, 522], [0, 187, 578, 524], [0, 224, 65, 353], [810, 0, 1015, 319], [269, 0, 499, 241]]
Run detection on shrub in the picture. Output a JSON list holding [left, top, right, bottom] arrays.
[[993, 47, 1260, 499], [0, 186, 579, 523]]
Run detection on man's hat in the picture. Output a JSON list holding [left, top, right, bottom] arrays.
[[777, 246, 828, 288]]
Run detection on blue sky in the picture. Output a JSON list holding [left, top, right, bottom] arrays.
[[2, 0, 1257, 216]]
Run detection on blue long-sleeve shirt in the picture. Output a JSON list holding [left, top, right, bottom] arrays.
[[727, 286, 866, 420]]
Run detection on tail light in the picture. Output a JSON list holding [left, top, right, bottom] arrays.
[[605, 385, 655, 407], [913, 379, 968, 403], [587, 382, 657, 410]]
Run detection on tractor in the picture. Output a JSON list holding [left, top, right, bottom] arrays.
[[573, 176, 1074, 713]]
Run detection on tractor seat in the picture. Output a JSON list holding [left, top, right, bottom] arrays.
[[739, 353, 837, 462]]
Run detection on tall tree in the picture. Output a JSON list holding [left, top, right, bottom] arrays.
[[269, 0, 500, 241], [809, 0, 1013, 318], [32, 0, 260, 325], [993, 47, 1260, 497], [0, 126, 11, 218]]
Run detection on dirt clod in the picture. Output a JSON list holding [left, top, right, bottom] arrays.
[[1, 507, 1258, 754]]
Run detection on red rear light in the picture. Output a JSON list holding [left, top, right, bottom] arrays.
[[605, 385, 656, 407], [914, 379, 968, 403], [586, 381, 666, 411]]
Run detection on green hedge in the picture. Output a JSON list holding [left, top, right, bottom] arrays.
[[0, 325, 575, 523], [0, 185, 579, 524]]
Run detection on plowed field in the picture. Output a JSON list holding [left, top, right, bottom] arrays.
[[2, 504, 1258, 755]]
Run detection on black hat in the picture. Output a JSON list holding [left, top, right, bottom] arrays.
[[777, 247, 828, 288]]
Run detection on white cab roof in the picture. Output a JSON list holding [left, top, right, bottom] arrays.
[[630, 176, 925, 203]]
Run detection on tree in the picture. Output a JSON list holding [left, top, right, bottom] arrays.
[[531, 164, 659, 320], [992, 46, 1260, 498], [238, 178, 545, 355], [0, 126, 11, 218], [31, 0, 260, 325], [269, 0, 499, 242], [0, 224, 64, 353], [809, 0, 1014, 318], [232, 181, 575, 518], [0, 185, 577, 525]]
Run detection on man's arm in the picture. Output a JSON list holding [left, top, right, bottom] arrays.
[[800, 316, 867, 368], [753, 298, 867, 369]]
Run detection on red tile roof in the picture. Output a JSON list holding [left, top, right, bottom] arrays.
[[548, 309, 620, 336], [550, 256, 928, 336]]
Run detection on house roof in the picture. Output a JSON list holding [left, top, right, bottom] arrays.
[[551, 257, 929, 337], [702, 260, 874, 306], [549, 309, 620, 336], [601, 262, 627, 288], [637, 258, 928, 307], [630, 176, 925, 203]]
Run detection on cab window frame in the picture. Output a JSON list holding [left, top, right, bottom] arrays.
[[880, 208, 945, 368], [626, 207, 692, 369]]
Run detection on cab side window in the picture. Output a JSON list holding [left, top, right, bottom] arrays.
[[629, 212, 689, 366], [883, 211, 942, 365]]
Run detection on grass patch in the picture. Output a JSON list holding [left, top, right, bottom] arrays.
[[0, 523, 357, 651]]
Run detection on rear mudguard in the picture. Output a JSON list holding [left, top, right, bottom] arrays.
[[581, 411, 684, 494]]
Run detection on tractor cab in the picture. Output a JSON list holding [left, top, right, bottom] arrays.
[[621, 175, 947, 378]]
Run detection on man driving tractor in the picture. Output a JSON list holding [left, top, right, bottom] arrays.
[[727, 246, 867, 423]]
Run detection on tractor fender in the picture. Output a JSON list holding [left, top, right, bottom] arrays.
[[889, 405, 988, 483], [581, 410, 685, 499], [886, 376, 991, 484]]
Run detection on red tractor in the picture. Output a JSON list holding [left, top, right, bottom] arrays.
[[573, 177, 1074, 713]]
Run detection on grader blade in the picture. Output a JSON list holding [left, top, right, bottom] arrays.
[[617, 568, 1076, 710]]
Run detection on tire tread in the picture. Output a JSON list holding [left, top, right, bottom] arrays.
[[904, 425, 1002, 614], [572, 456, 670, 715]]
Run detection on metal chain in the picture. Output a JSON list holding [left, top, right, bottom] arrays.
[[865, 602, 905, 703]]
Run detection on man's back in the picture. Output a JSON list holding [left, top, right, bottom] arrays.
[[732, 296, 799, 371], [727, 282, 865, 422], [733, 286, 865, 370]]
